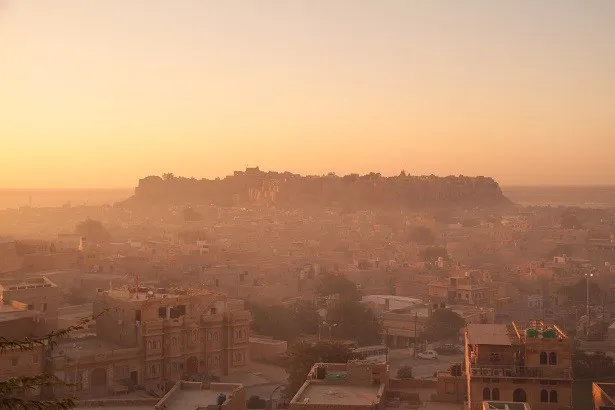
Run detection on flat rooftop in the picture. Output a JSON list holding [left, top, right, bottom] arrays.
[[0, 276, 56, 290], [482, 401, 530, 410], [164, 388, 230, 410], [296, 384, 381, 405], [0, 306, 41, 322], [466, 324, 514, 346], [73, 406, 151, 410]]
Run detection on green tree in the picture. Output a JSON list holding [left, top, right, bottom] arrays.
[[182, 207, 202, 222], [316, 274, 360, 302], [0, 313, 106, 409], [74, 219, 111, 243], [419, 246, 448, 262], [289, 300, 320, 335], [407, 226, 435, 245], [396, 365, 413, 379], [573, 348, 615, 380], [420, 309, 465, 342], [162, 172, 175, 180], [326, 300, 382, 346], [561, 213, 583, 229], [248, 303, 302, 342], [283, 341, 356, 400]]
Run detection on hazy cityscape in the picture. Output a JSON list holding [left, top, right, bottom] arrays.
[[2, 2, 615, 410]]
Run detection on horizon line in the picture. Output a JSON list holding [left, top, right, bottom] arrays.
[[2, 183, 615, 190]]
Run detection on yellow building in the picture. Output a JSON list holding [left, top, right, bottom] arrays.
[[465, 321, 572, 410], [49, 287, 250, 398]]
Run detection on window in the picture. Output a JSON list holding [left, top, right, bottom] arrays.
[[482, 387, 491, 400], [172, 363, 177, 372], [169, 305, 186, 319], [172, 337, 177, 346], [158, 307, 166, 319], [540, 351, 548, 364], [444, 382, 455, 394], [540, 389, 548, 402], [550, 390, 558, 403], [213, 332, 219, 341], [548, 352, 557, 365], [42, 303, 47, 311], [492, 388, 500, 401], [11, 357, 19, 366], [32, 354, 39, 364], [210, 307, 217, 315], [192, 331, 198, 342], [27, 304, 34, 310], [150, 365, 156, 375], [513, 388, 527, 403]]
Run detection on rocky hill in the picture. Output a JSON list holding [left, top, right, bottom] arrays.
[[123, 168, 511, 209]]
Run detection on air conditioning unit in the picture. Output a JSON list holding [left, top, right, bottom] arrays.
[[493, 369, 504, 377], [470, 368, 481, 376], [481, 368, 493, 376]]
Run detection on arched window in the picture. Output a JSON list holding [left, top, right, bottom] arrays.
[[540, 389, 548, 402], [513, 388, 527, 403], [550, 390, 558, 403], [482, 387, 491, 400], [492, 388, 500, 401], [540, 351, 548, 364], [172, 337, 177, 346], [548, 352, 557, 365]]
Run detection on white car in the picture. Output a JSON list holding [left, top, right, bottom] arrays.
[[417, 350, 438, 360]]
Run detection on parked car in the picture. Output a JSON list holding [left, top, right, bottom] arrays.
[[434, 344, 463, 355], [417, 350, 438, 360]]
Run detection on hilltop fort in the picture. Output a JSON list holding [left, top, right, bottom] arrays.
[[123, 167, 511, 209]]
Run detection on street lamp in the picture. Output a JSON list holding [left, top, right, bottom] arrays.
[[585, 272, 595, 339], [586, 272, 594, 318]]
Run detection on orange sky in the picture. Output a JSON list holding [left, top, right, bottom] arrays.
[[1, 1, 614, 188]]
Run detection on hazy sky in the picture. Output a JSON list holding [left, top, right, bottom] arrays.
[[1, 1, 614, 188]]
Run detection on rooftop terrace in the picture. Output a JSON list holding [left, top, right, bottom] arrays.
[[295, 384, 381, 406]]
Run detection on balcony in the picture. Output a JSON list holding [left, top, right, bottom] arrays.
[[468, 363, 572, 380]]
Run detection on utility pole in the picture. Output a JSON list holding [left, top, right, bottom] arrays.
[[602, 294, 606, 341], [413, 313, 418, 359]]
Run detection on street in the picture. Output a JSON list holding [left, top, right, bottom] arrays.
[[388, 348, 464, 379]]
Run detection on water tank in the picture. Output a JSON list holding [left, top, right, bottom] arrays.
[[526, 328, 538, 338], [543, 329, 557, 338], [217, 393, 227, 405]]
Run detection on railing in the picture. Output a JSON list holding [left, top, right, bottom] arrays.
[[468, 363, 572, 379]]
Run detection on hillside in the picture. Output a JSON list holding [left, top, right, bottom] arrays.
[[122, 168, 511, 209]]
